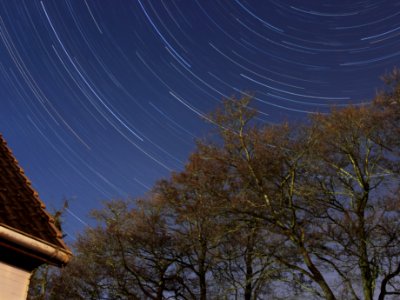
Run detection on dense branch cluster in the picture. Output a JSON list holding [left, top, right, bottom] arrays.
[[29, 71, 400, 300]]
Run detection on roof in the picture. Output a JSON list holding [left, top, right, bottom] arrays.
[[0, 134, 70, 254]]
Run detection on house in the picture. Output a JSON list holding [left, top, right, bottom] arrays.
[[0, 134, 72, 299]]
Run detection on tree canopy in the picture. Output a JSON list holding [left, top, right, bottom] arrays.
[[29, 70, 400, 300]]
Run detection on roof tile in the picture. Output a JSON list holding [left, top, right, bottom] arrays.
[[0, 134, 69, 251]]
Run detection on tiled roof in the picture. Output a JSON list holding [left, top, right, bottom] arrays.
[[0, 134, 69, 251]]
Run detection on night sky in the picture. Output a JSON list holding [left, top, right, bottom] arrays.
[[1, 0, 399, 240]]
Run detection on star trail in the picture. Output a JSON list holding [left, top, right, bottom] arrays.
[[1, 0, 399, 240]]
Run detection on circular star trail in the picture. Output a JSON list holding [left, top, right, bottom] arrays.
[[0, 0, 399, 239]]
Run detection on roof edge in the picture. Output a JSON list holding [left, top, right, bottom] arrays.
[[0, 224, 72, 266]]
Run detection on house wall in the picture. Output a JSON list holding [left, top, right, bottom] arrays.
[[0, 261, 31, 299]]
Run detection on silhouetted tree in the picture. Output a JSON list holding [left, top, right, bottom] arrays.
[[37, 70, 400, 299]]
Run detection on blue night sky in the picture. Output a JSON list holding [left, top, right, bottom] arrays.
[[1, 0, 399, 241]]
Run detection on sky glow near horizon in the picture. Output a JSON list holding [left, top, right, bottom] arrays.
[[0, 0, 399, 240]]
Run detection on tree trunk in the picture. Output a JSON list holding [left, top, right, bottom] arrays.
[[199, 265, 207, 300], [301, 247, 336, 300], [199, 241, 207, 300], [356, 192, 374, 300], [358, 217, 374, 300], [156, 278, 165, 300], [244, 233, 254, 300]]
